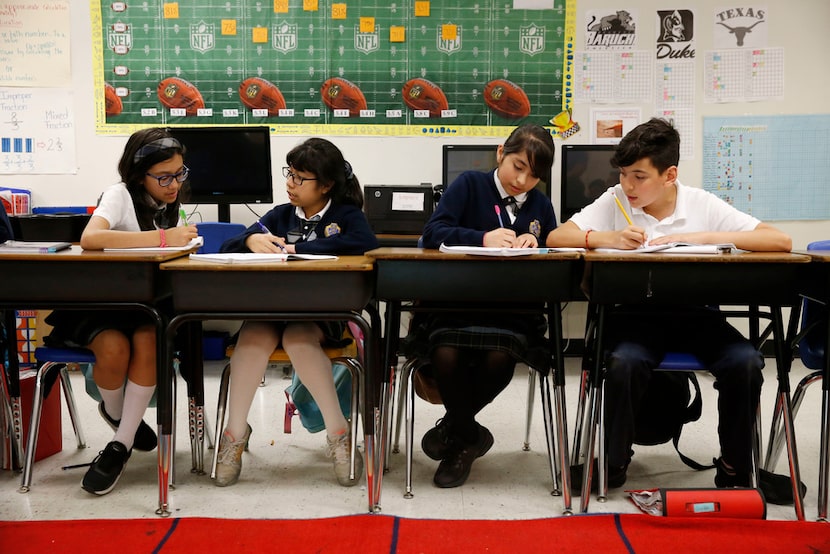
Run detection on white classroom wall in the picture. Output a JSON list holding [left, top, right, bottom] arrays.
[[3, 1, 830, 251]]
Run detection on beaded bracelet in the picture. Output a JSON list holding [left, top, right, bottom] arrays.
[[584, 229, 593, 249], [159, 228, 167, 248]]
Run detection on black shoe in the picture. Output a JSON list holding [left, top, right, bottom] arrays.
[[714, 457, 807, 506], [569, 460, 628, 495], [81, 441, 131, 496], [433, 426, 494, 488], [422, 418, 453, 461], [98, 402, 157, 452]]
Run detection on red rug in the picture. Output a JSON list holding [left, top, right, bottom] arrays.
[[1, 513, 828, 553]]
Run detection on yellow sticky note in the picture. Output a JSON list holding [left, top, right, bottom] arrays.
[[332, 3, 347, 19], [303, 0, 318, 11], [221, 20, 237, 35], [414, 1, 430, 17], [274, 0, 288, 13], [441, 24, 457, 41], [390, 26, 405, 43], [162, 2, 179, 18], [252, 27, 268, 43], [360, 17, 375, 33]]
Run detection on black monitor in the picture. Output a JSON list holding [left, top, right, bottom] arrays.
[[442, 144, 550, 197], [559, 144, 618, 223], [167, 126, 273, 222]]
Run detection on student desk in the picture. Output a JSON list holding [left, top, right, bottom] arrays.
[[158, 255, 378, 515], [579, 250, 812, 519], [791, 248, 830, 521], [0, 246, 185, 505], [366, 247, 584, 515]]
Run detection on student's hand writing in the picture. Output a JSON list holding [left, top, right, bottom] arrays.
[[648, 232, 707, 246], [484, 228, 517, 248], [616, 225, 647, 250], [246, 232, 288, 253], [514, 233, 538, 248], [165, 224, 199, 246]]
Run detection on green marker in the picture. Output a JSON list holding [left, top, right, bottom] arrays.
[[179, 208, 188, 225]]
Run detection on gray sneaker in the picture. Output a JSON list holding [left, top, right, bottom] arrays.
[[325, 430, 363, 487], [214, 424, 251, 487]]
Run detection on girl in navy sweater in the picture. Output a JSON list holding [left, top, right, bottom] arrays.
[[215, 138, 377, 488], [414, 124, 558, 488]]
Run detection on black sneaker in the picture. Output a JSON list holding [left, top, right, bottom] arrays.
[[422, 418, 454, 461], [433, 426, 494, 488], [713, 457, 807, 506], [98, 402, 157, 452], [82, 441, 131, 496], [569, 460, 628, 494]]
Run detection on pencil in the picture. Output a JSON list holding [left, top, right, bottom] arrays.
[[611, 192, 633, 226]]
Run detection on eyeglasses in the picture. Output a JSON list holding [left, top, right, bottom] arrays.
[[146, 165, 189, 187], [282, 167, 317, 187]]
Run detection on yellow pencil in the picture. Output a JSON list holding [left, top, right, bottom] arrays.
[[612, 192, 633, 226]]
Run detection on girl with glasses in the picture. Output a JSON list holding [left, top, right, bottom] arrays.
[[215, 137, 377, 488], [44, 127, 198, 496]]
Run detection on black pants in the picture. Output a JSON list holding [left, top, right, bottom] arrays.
[[603, 306, 763, 475]]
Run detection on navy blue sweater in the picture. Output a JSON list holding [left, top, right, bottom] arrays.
[[220, 202, 378, 255], [422, 170, 557, 248]]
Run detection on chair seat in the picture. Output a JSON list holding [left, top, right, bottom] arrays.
[[224, 340, 357, 364], [34, 346, 96, 364], [657, 352, 705, 371]]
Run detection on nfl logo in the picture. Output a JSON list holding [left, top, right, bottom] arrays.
[[520, 24, 545, 56], [190, 21, 215, 53]]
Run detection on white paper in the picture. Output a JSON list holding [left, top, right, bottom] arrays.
[[189, 252, 337, 264], [391, 192, 425, 212], [439, 244, 582, 257], [595, 242, 735, 254]]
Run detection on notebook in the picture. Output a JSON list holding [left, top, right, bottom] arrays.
[[0, 240, 72, 253], [189, 252, 337, 264], [438, 244, 583, 257]]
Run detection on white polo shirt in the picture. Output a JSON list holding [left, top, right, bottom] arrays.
[[570, 181, 760, 239], [92, 183, 167, 231]]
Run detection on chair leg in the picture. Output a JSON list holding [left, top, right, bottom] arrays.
[[393, 358, 418, 456], [819, 389, 830, 522], [334, 356, 364, 481], [764, 371, 821, 471], [570, 367, 591, 466], [404, 364, 416, 499], [59, 366, 86, 449], [552, 375, 572, 515], [778, 387, 806, 520], [18, 362, 53, 493], [210, 363, 232, 480], [579, 375, 602, 513], [523, 367, 536, 451], [596, 379, 608, 503]]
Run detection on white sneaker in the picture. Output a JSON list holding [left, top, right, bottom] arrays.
[[325, 430, 363, 487], [214, 424, 251, 487]]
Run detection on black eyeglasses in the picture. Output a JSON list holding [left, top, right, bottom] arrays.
[[282, 166, 317, 187], [146, 165, 189, 187]]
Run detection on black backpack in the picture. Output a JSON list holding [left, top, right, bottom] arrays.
[[633, 371, 714, 471]]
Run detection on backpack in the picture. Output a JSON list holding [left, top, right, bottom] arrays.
[[633, 371, 714, 471], [284, 362, 352, 434]]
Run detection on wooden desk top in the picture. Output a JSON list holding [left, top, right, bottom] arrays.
[[794, 249, 830, 262], [0, 245, 194, 262], [159, 255, 375, 272], [366, 247, 582, 261]]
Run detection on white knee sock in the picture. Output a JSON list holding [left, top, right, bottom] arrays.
[[113, 381, 155, 450], [98, 386, 124, 420]]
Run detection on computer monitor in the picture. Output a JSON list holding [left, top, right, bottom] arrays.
[[167, 126, 273, 222], [442, 144, 551, 197], [559, 144, 618, 223]]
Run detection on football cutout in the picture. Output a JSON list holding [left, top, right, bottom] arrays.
[[483, 79, 531, 119], [239, 77, 285, 116], [402, 78, 449, 118], [320, 77, 367, 117], [157, 76, 205, 116], [104, 82, 123, 116]]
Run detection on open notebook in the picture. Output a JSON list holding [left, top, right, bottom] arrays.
[[189, 253, 337, 264], [0, 240, 71, 253], [438, 244, 584, 257], [595, 242, 736, 254]]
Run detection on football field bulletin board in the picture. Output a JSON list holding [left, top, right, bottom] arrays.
[[91, 0, 574, 137]]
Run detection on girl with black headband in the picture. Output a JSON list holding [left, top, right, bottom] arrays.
[[45, 128, 198, 496], [215, 137, 377, 488]]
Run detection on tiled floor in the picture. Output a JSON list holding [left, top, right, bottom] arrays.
[[1, 357, 824, 522]]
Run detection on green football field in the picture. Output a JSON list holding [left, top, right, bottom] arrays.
[[94, 0, 571, 135]]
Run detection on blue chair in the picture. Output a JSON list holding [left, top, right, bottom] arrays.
[[19, 346, 92, 492]]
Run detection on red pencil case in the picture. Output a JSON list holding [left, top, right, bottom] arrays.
[[660, 487, 766, 519]]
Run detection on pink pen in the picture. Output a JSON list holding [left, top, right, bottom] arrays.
[[494, 204, 505, 228]]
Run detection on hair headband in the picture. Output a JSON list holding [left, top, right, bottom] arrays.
[[344, 160, 353, 180], [134, 137, 182, 163]]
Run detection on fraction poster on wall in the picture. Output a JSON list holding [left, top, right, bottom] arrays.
[[91, 0, 574, 137]]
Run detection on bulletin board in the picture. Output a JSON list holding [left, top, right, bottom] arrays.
[[91, 0, 575, 137]]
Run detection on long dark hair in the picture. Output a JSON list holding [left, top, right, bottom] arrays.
[[117, 128, 187, 231], [500, 124, 556, 187], [611, 117, 680, 173], [286, 137, 363, 209]]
